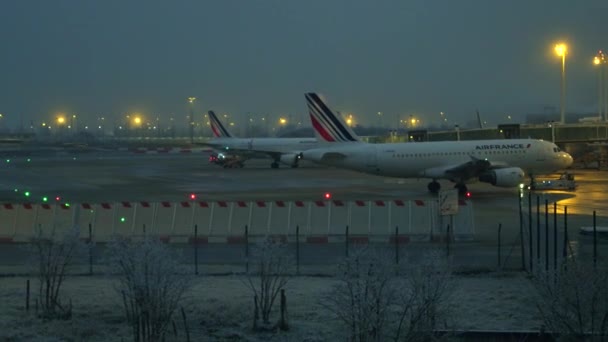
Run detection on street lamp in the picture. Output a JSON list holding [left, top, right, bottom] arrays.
[[133, 116, 142, 127], [346, 114, 354, 127], [554, 43, 568, 124], [187, 97, 196, 143], [594, 51, 607, 121]]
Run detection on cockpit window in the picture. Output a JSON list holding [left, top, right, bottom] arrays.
[[553, 147, 561, 152]]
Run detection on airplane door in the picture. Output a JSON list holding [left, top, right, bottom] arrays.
[[535, 143, 547, 162], [365, 146, 378, 172]]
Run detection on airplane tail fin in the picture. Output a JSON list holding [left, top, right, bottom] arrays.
[[208, 110, 234, 138], [476, 108, 484, 129], [305, 93, 360, 143]]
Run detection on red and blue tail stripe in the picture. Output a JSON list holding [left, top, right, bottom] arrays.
[[305, 93, 359, 142], [208, 110, 232, 138]]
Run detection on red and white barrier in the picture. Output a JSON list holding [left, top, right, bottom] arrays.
[[0, 199, 474, 244], [129, 147, 210, 155]]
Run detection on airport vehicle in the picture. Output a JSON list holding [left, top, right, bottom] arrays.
[[208, 152, 244, 168], [530, 172, 576, 191], [580, 226, 608, 237], [203, 110, 319, 168], [301, 93, 574, 195]]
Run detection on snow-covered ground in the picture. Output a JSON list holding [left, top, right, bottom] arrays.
[[0, 272, 542, 341]]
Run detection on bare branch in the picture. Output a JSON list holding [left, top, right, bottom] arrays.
[[107, 237, 192, 342]]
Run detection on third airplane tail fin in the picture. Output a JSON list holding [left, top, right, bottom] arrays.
[[305, 93, 360, 143], [208, 110, 234, 138]]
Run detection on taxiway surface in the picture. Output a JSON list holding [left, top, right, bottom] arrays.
[[0, 150, 606, 270]]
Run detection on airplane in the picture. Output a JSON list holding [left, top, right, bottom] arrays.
[[203, 110, 319, 168], [301, 92, 574, 195]]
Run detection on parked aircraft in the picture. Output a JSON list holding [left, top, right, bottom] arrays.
[[302, 93, 574, 194], [204, 110, 318, 168]]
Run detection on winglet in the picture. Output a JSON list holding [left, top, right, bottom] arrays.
[[305, 93, 360, 143], [208, 110, 233, 138]]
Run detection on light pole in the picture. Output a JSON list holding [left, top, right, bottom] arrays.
[[188, 97, 196, 143], [594, 51, 607, 121], [555, 43, 568, 124]]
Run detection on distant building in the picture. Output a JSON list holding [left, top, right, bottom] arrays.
[[525, 112, 598, 124]]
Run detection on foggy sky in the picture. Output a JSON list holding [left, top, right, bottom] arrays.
[[0, 0, 607, 130]]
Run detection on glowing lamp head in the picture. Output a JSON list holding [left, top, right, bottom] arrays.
[[554, 43, 567, 57], [189, 193, 196, 200], [324, 192, 332, 200], [595, 56, 601, 65]]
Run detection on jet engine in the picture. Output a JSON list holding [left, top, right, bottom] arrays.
[[478, 167, 525, 187], [279, 153, 302, 167]]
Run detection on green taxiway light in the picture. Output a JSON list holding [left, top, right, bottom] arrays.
[[42, 197, 48, 202], [120, 217, 126, 223], [24, 191, 30, 197], [27, 158, 31, 162], [13, 189, 18, 193], [5, 159, 9, 163]]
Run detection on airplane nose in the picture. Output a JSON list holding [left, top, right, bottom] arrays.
[[562, 152, 573, 168]]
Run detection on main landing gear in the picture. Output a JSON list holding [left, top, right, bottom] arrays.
[[427, 180, 468, 196], [454, 183, 468, 196], [528, 174, 536, 190], [427, 180, 441, 194]]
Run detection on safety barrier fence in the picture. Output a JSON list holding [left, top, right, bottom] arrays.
[[0, 199, 474, 244]]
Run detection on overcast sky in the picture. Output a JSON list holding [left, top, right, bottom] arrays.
[[0, 0, 607, 130]]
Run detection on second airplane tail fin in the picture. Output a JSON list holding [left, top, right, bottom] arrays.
[[208, 110, 234, 138], [305, 93, 360, 143]]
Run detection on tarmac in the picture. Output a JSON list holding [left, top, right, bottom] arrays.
[[0, 149, 607, 272]]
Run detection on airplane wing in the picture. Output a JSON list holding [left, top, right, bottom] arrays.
[[425, 156, 511, 182], [444, 157, 492, 180]]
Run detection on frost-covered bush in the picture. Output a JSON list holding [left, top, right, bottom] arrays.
[[31, 226, 84, 319], [245, 237, 293, 329], [107, 238, 191, 342], [534, 260, 608, 340], [324, 247, 453, 342]]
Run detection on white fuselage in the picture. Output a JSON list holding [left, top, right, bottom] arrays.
[[207, 137, 319, 156], [304, 139, 573, 179]]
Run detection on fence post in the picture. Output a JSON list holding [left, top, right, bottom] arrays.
[[593, 210, 597, 270], [279, 289, 288, 331], [345, 225, 349, 258], [88, 223, 93, 276], [245, 225, 249, 273], [563, 206, 568, 268], [25, 279, 30, 312], [545, 199, 549, 272], [296, 225, 300, 276], [194, 224, 199, 275], [446, 224, 450, 257], [553, 202, 557, 272], [536, 196, 540, 267], [528, 191, 533, 272], [498, 223, 502, 269], [518, 192, 525, 271], [395, 225, 399, 265]]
